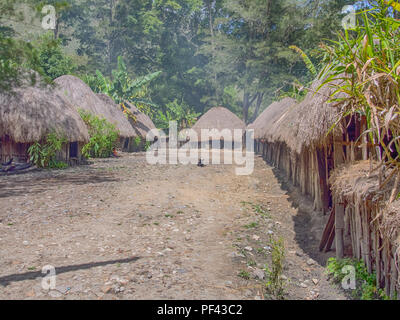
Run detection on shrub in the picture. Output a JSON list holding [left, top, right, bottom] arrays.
[[28, 132, 68, 168], [326, 257, 390, 300], [79, 109, 119, 158], [133, 136, 142, 149], [264, 236, 286, 299]]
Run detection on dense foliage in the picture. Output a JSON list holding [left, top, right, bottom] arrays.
[[28, 131, 68, 168], [1, 0, 357, 123], [83, 56, 160, 116], [155, 99, 200, 131], [326, 257, 390, 300], [79, 110, 119, 158], [34, 32, 76, 80], [320, 0, 400, 202]]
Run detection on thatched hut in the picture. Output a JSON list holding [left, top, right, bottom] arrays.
[[252, 80, 364, 213], [329, 161, 400, 298], [250, 98, 297, 160], [0, 82, 89, 165], [191, 106, 245, 149], [123, 101, 157, 151], [54, 75, 136, 152], [247, 98, 295, 153]]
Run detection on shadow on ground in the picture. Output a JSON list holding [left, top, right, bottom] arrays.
[[0, 256, 140, 287], [265, 162, 332, 267], [0, 170, 119, 199]]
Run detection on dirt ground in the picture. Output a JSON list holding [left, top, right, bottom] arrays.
[[0, 152, 347, 300]]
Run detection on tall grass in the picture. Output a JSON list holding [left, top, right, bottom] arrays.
[[319, 0, 400, 201]]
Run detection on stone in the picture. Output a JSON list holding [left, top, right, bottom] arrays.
[[25, 289, 35, 297], [117, 278, 129, 285], [252, 268, 265, 280], [312, 278, 319, 285], [224, 281, 233, 287], [69, 284, 83, 294], [56, 285, 71, 294], [300, 283, 308, 288], [101, 286, 112, 294], [307, 258, 316, 266], [48, 290, 63, 298], [252, 235, 260, 241], [244, 289, 252, 297], [244, 246, 253, 251]]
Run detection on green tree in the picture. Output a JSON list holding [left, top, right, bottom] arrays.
[[34, 32, 76, 79], [83, 56, 161, 114], [0, 0, 45, 91]]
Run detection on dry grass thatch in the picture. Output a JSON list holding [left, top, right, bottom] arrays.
[[295, 79, 343, 153], [256, 80, 343, 154], [258, 98, 298, 150], [329, 160, 393, 201], [381, 200, 400, 247], [191, 106, 245, 140], [54, 75, 136, 138], [123, 101, 157, 138], [247, 98, 295, 140], [330, 160, 400, 263], [0, 82, 89, 143]]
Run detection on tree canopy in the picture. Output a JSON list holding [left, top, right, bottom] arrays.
[[1, 0, 368, 124]]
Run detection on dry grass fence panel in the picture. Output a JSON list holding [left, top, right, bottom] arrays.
[[331, 161, 400, 298]]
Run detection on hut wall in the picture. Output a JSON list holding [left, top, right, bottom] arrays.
[[255, 139, 329, 213], [56, 142, 85, 165], [332, 192, 400, 299], [0, 136, 85, 166], [0, 136, 30, 163]]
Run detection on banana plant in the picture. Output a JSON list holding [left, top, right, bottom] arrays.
[[83, 56, 161, 114]]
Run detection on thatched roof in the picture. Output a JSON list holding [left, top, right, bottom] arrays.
[[255, 80, 344, 154], [191, 107, 245, 140], [123, 101, 157, 138], [248, 98, 297, 146], [54, 75, 136, 138], [267, 98, 301, 152], [330, 160, 400, 242], [295, 79, 343, 153], [381, 200, 400, 246], [247, 99, 290, 140], [0, 83, 89, 143], [330, 161, 385, 200]]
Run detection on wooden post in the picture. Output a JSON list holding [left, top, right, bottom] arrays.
[[320, 207, 335, 252], [361, 119, 368, 160], [335, 200, 345, 259], [390, 246, 398, 299]]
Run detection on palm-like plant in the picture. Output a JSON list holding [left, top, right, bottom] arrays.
[[83, 56, 161, 115], [155, 100, 200, 131]]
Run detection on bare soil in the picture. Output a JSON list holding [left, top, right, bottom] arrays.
[[0, 153, 347, 300]]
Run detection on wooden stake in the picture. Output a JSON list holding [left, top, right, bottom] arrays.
[[320, 207, 336, 252], [335, 201, 345, 259]]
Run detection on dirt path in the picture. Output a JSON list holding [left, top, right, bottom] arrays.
[[0, 153, 347, 299]]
